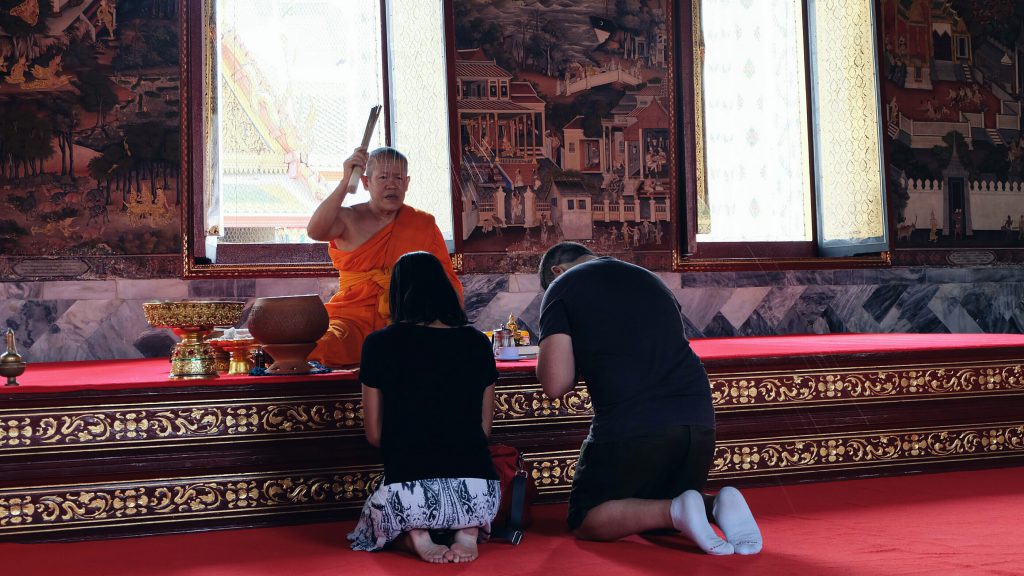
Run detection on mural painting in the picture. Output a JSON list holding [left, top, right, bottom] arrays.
[[451, 0, 676, 271], [0, 0, 180, 278], [882, 0, 1024, 264]]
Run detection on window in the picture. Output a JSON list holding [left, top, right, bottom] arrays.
[[182, 0, 453, 275], [690, 0, 887, 261], [955, 36, 970, 60]]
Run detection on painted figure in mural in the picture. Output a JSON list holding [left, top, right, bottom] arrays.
[[1002, 215, 1014, 241], [349, 252, 498, 563], [536, 242, 762, 556], [510, 190, 522, 223], [929, 211, 939, 243], [896, 216, 917, 242], [96, 0, 117, 40], [307, 147, 463, 367], [953, 208, 964, 241]]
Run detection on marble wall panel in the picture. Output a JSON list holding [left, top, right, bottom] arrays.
[[4, 267, 1024, 362], [675, 288, 735, 331]]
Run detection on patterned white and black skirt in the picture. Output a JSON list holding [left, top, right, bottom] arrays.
[[348, 477, 501, 552]]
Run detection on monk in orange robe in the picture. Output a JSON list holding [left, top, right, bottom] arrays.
[[307, 147, 462, 367]]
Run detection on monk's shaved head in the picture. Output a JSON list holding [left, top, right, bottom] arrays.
[[365, 147, 408, 178]]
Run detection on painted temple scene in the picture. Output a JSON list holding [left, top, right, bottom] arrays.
[[452, 0, 673, 257], [0, 0, 181, 261], [882, 0, 1024, 250]]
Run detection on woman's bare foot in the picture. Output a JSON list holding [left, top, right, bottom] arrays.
[[396, 529, 452, 563], [449, 527, 480, 563]]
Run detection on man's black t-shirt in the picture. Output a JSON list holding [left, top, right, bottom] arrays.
[[360, 323, 499, 483], [539, 257, 714, 441]]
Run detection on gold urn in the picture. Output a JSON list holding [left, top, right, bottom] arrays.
[[143, 301, 245, 379]]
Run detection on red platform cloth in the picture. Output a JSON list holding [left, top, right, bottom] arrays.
[[6, 334, 1024, 395], [4, 358, 358, 394], [690, 332, 1024, 360]]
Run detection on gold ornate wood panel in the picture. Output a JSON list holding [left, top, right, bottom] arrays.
[[521, 421, 1024, 497], [709, 362, 1024, 408], [0, 395, 364, 454], [0, 467, 382, 536], [4, 354, 1024, 540]]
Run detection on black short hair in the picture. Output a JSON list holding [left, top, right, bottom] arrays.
[[538, 241, 594, 290], [366, 147, 408, 178], [389, 251, 468, 326]]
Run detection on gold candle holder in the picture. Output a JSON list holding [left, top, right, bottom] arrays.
[[142, 301, 245, 379], [223, 339, 257, 375]]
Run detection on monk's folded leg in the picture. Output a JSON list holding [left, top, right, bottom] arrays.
[[308, 315, 372, 368]]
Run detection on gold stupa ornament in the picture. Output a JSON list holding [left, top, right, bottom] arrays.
[[1, 328, 26, 386], [143, 301, 245, 379]]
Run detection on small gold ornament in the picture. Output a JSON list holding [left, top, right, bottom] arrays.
[[1, 328, 27, 386]]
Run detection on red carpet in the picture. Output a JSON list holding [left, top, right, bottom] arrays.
[[4, 466, 1023, 575]]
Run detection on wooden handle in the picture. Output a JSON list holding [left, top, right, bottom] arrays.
[[344, 105, 382, 194]]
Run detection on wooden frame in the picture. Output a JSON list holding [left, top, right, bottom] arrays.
[[877, 0, 1024, 267], [678, 0, 892, 271], [178, 0, 392, 278]]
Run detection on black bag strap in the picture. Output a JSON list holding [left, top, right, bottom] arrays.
[[494, 451, 528, 545]]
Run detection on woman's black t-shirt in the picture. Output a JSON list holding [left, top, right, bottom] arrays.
[[360, 323, 499, 483]]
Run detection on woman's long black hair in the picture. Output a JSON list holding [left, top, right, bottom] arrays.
[[389, 251, 468, 326]]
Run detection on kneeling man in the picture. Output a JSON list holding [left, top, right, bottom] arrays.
[[536, 242, 762, 555]]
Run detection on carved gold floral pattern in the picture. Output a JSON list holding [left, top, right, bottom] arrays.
[[711, 424, 1024, 477], [518, 423, 1024, 495], [0, 418, 32, 447], [523, 452, 578, 493], [5, 422, 1024, 533], [493, 387, 592, 421], [0, 398, 364, 452], [0, 470, 383, 532], [710, 364, 1024, 408]]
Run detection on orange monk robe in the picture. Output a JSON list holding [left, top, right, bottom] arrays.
[[308, 205, 463, 368]]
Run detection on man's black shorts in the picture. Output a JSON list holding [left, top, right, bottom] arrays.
[[566, 424, 716, 530]]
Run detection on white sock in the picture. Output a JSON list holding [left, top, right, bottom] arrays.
[[712, 486, 762, 555], [670, 490, 733, 555]]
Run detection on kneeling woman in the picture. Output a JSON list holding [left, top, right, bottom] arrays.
[[348, 251, 500, 563]]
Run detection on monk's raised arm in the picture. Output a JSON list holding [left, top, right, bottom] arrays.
[[307, 147, 367, 242]]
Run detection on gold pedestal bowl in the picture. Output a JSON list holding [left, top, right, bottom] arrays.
[[143, 301, 246, 379]]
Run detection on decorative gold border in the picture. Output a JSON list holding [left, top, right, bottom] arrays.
[[4, 363, 1023, 455], [5, 422, 1024, 535], [0, 467, 381, 535], [493, 387, 593, 424], [523, 421, 1024, 495], [691, 0, 709, 235], [0, 396, 364, 454], [709, 362, 1024, 409]]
